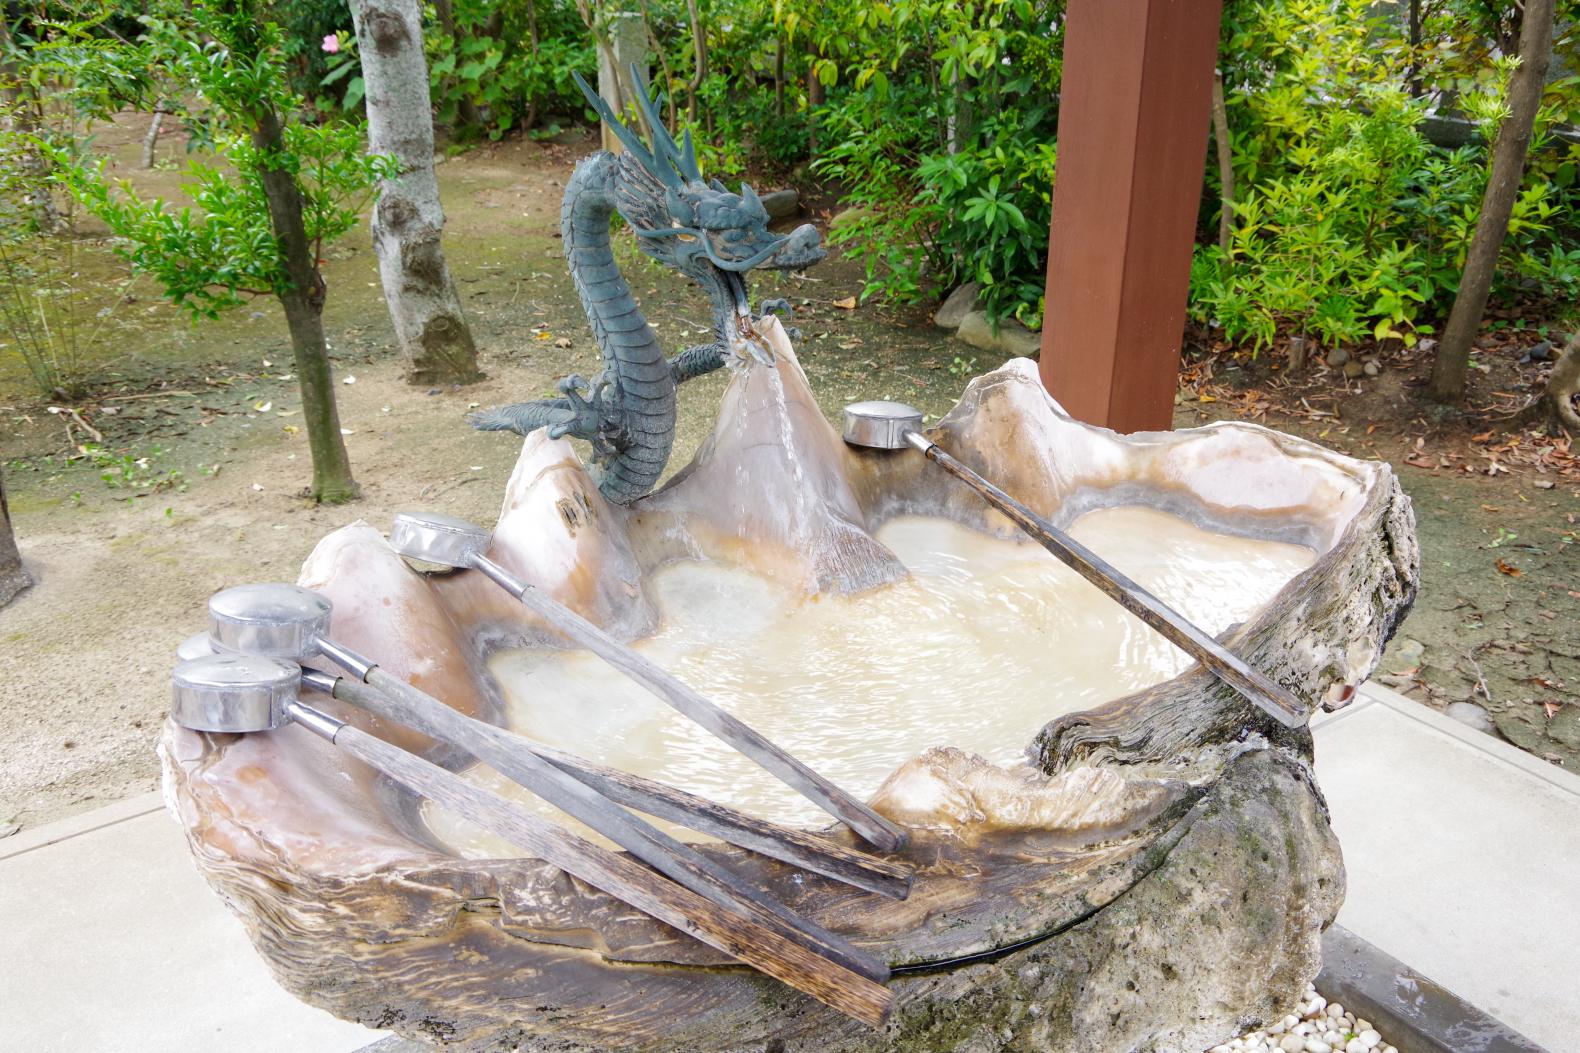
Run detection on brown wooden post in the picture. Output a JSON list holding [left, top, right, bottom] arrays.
[[1039, 0, 1223, 433]]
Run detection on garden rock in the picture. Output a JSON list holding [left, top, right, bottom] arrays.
[[1363, 359, 1380, 377], [1444, 701, 1496, 735], [933, 282, 983, 330], [1343, 360, 1366, 380], [1326, 347, 1350, 368], [957, 309, 1042, 358], [760, 189, 800, 219]]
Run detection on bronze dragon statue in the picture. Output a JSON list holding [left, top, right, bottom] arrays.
[[468, 68, 826, 503]]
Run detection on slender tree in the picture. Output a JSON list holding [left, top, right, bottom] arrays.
[[58, 1, 386, 502], [1429, 0, 1556, 403], [351, 0, 481, 386], [1210, 69, 1234, 254], [0, 469, 30, 608]]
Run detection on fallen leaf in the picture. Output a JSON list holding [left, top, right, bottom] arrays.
[[1405, 455, 1436, 469], [832, 296, 858, 310], [1472, 431, 1493, 442], [1494, 558, 1522, 577], [535, 331, 555, 341], [1543, 700, 1563, 719], [554, 337, 572, 348]]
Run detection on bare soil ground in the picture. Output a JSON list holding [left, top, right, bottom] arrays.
[[0, 112, 1575, 836]]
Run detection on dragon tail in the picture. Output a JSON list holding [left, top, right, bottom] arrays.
[[466, 398, 576, 437]]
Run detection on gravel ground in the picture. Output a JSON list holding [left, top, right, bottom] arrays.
[[1214, 984, 1397, 1053]]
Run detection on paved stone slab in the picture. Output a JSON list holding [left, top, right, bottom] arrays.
[[1317, 924, 1546, 1053], [0, 795, 384, 1053], [1314, 685, 1580, 1053]]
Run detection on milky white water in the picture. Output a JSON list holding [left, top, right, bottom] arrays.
[[423, 506, 1314, 856]]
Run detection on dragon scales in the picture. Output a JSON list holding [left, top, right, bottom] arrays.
[[469, 69, 826, 503]]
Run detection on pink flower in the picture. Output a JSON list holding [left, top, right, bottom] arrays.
[[321, 34, 340, 54]]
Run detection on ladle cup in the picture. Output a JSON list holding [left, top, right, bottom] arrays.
[[840, 400, 1308, 729], [204, 583, 890, 981], [169, 654, 892, 1026], [388, 511, 909, 851], [182, 626, 906, 898]]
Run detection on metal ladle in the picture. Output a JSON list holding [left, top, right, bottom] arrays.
[[841, 400, 1307, 729], [168, 653, 892, 1026], [388, 511, 909, 851], [204, 582, 889, 981]]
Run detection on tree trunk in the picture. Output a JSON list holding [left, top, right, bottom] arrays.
[[351, 0, 482, 387], [252, 109, 358, 504], [774, 35, 785, 119], [1210, 70, 1234, 254], [0, 469, 31, 608], [686, 0, 705, 125], [806, 41, 823, 153], [1407, 0, 1423, 97], [141, 103, 166, 169], [1429, 0, 1555, 404]]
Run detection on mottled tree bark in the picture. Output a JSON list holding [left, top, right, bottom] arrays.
[[351, 0, 482, 386], [252, 109, 358, 504], [141, 103, 166, 169], [1430, 0, 1555, 403], [1211, 70, 1234, 254], [0, 469, 31, 608]]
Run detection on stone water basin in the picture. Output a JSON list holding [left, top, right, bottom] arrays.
[[161, 319, 1418, 1052]]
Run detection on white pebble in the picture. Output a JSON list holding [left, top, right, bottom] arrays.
[[1359, 1030, 1381, 1049], [1354, 1019, 1372, 1033], [1305, 1041, 1331, 1053], [1345, 1041, 1366, 1053], [1280, 1034, 1306, 1052], [1327, 1003, 1345, 1019], [1323, 1030, 1344, 1045]]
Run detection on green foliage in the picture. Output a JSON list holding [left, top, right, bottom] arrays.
[[65, 121, 392, 320], [426, 0, 593, 140], [0, 10, 132, 400], [1192, 0, 1580, 353], [798, 1, 1061, 322], [50, 4, 393, 321]]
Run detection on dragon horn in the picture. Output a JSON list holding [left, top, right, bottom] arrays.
[[678, 128, 702, 182], [571, 70, 656, 171], [627, 62, 698, 187], [741, 183, 762, 211]]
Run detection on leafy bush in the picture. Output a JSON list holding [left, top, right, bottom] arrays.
[[1191, 0, 1580, 353], [426, 0, 593, 141]]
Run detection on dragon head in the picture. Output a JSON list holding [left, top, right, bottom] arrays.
[[574, 68, 825, 360]]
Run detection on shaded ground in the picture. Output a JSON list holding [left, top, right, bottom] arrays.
[[0, 111, 1575, 834], [1179, 328, 1579, 765]]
